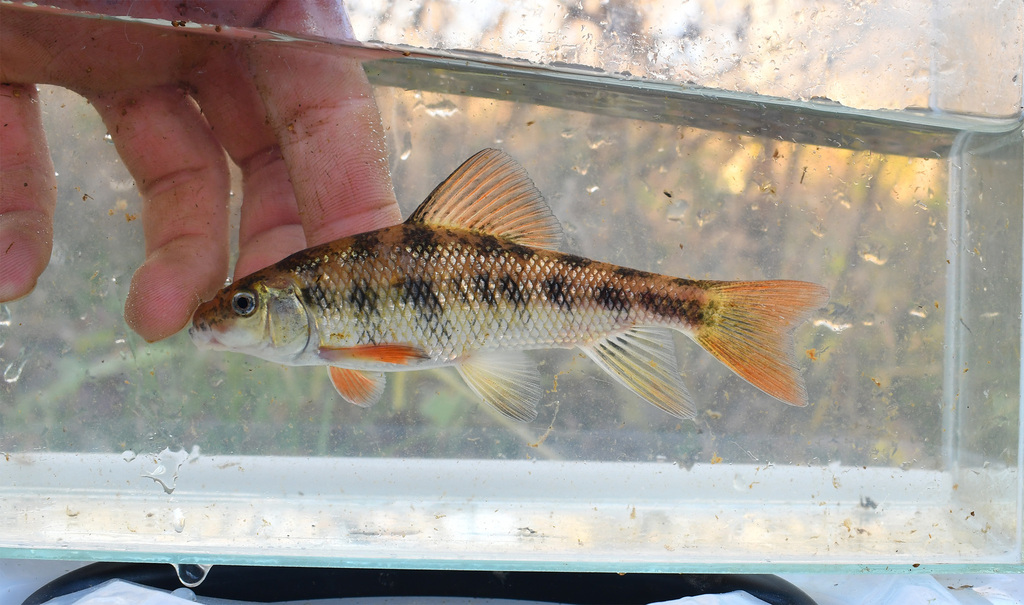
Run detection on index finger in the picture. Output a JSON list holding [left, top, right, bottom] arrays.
[[247, 2, 400, 248], [0, 83, 57, 302]]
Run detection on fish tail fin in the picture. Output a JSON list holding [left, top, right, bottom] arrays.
[[695, 280, 829, 406]]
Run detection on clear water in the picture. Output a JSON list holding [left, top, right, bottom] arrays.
[[0, 9, 1021, 572]]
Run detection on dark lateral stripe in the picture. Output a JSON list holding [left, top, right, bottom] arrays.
[[473, 274, 497, 305], [499, 275, 527, 307], [300, 273, 333, 310], [400, 275, 451, 341], [348, 281, 379, 315], [544, 276, 572, 311], [299, 285, 323, 308], [638, 289, 703, 324], [594, 284, 630, 314], [402, 276, 441, 311]]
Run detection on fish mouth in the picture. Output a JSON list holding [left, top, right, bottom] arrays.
[[188, 316, 227, 351]]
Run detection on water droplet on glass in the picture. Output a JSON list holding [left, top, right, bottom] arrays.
[[833, 190, 851, 209], [856, 241, 889, 266], [665, 200, 689, 222], [171, 508, 186, 533], [223, 276, 233, 287], [812, 318, 853, 333], [142, 446, 200, 494], [0, 304, 10, 327], [398, 132, 413, 162], [3, 357, 27, 384], [172, 563, 212, 588], [170, 587, 197, 600], [695, 209, 716, 228], [422, 100, 458, 118], [122, 450, 137, 462], [103, 133, 113, 143]]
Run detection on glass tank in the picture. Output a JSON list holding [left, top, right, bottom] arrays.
[[0, 2, 1021, 573]]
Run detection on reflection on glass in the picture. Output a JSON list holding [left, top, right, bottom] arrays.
[[0, 2, 1020, 572]]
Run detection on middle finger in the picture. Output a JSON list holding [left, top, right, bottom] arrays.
[[89, 85, 231, 342], [188, 51, 309, 278]]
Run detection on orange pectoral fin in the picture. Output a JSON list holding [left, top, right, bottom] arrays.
[[319, 344, 430, 365], [328, 367, 386, 408]]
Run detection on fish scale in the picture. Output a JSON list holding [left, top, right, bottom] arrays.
[[299, 225, 651, 364], [190, 149, 829, 422]]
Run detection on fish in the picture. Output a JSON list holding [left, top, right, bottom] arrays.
[[189, 148, 829, 422]]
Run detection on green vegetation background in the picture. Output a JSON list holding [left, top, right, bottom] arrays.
[[1, 55, 1019, 473]]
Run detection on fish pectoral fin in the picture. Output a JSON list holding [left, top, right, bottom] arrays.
[[319, 344, 430, 365], [328, 367, 386, 408], [456, 351, 542, 422], [580, 327, 696, 420], [405, 148, 563, 251]]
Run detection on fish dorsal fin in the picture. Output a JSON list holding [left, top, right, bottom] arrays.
[[456, 351, 542, 422], [579, 327, 696, 420], [328, 367, 386, 408], [406, 149, 563, 251]]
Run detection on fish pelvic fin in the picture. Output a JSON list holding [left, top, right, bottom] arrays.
[[329, 367, 386, 408], [456, 351, 542, 422], [580, 327, 695, 420], [406, 148, 563, 251], [695, 280, 830, 407]]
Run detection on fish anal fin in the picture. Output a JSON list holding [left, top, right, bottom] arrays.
[[696, 280, 830, 407], [456, 351, 541, 422], [406, 149, 563, 251], [328, 367, 386, 408], [320, 344, 429, 365], [581, 327, 695, 420]]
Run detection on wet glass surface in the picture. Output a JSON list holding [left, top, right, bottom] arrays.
[[0, 3, 1020, 572]]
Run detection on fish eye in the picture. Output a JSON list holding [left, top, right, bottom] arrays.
[[231, 291, 258, 317]]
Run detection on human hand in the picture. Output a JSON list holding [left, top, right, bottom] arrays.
[[0, 0, 401, 341]]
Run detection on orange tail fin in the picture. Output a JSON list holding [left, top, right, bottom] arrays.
[[695, 280, 829, 406]]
